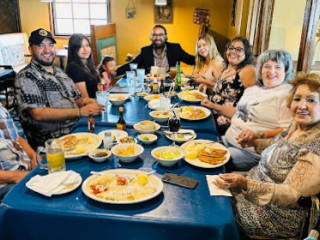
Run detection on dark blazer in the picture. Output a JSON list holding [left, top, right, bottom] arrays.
[[116, 42, 195, 76]]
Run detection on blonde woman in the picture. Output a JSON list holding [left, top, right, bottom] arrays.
[[192, 33, 224, 88]]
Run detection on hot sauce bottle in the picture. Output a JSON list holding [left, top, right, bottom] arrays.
[[117, 107, 126, 130], [88, 110, 95, 132]]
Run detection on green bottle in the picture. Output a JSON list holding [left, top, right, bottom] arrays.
[[175, 62, 181, 91]]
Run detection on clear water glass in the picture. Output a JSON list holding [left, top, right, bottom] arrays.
[[96, 91, 109, 121]]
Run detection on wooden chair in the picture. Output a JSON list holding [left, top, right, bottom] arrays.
[[90, 23, 118, 67]]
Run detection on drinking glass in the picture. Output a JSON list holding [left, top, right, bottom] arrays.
[[169, 67, 177, 80], [160, 96, 171, 111], [96, 91, 109, 121], [168, 113, 180, 146], [129, 63, 138, 76], [126, 71, 136, 95], [137, 69, 146, 92], [151, 66, 159, 77], [36, 139, 66, 174]]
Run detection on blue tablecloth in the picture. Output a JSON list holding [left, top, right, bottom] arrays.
[[0, 80, 239, 240]]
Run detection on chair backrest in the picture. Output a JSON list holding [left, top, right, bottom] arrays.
[[90, 23, 118, 67]]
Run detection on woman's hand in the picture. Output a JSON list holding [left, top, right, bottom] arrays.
[[214, 173, 248, 190], [201, 99, 215, 109], [236, 129, 259, 148], [198, 84, 207, 93]]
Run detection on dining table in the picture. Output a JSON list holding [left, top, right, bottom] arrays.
[[0, 78, 240, 240]]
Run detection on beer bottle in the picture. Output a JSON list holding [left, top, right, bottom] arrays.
[[159, 78, 165, 94], [117, 107, 126, 130], [175, 62, 181, 92], [88, 110, 95, 132]]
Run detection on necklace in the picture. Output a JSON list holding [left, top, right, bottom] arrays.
[[225, 65, 236, 73]]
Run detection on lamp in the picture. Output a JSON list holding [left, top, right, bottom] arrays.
[[155, 0, 167, 6]]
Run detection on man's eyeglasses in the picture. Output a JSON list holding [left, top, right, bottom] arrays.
[[152, 33, 166, 37], [227, 47, 244, 54]]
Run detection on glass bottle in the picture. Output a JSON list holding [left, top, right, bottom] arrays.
[[175, 62, 181, 92], [117, 107, 126, 130], [153, 74, 159, 94], [88, 110, 95, 132], [159, 78, 165, 94]]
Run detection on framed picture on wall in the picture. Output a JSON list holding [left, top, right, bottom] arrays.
[[154, 0, 173, 24], [0, 0, 20, 33]]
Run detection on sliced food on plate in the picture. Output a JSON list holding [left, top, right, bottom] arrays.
[[181, 139, 230, 168], [56, 133, 102, 158], [178, 90, 207, 102], [179, 106, 211, 120], [82, 169, 163, 204]]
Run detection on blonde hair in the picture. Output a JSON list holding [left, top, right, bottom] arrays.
[[195, 33, 220, 70], [287, 72, 320, 108]]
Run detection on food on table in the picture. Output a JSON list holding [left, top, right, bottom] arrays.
[[109, 96, 126, 101], [152, 112, 171, 118], [180, 91, 206, 101], [180, 106, 206, 119], [184, 143, 227, 165], [75, 145, 86, 154], [88, 173, 156, 201], [57, 134, 98, 155], [144, 94, 159, 101], [154, 149, 181, 160], [115, 144, 135, 156], [184, 86, 194, 90], [143, 136, 150, 141], [177, 133, 184, 139], [137, 92, 148, 97], [60, 135, 78, 150], [92, 149, 109, 157], [119, 137, 136, 143], [112, 135, 117, 141]]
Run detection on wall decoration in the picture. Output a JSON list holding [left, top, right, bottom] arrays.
[[231, 0, 237, 26], [154, 0, 173, 24], [126, 0, 136, 19], [0, 0, 20, 33]]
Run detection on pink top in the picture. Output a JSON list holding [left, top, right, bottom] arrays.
[[101, 71, 112, 91]]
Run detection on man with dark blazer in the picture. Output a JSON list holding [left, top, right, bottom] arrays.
[[116, 25, 195, 75]]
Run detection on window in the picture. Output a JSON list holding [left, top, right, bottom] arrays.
[[51, 0, 110, 36]]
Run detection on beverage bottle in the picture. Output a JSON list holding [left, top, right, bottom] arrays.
[[175, 62, 181, 92], [103, 132, 113, 150], [153, 74, 159, 94], [117, 107, 126, 130], [159, 78, 165, 94], [88, 110, 95, 132]]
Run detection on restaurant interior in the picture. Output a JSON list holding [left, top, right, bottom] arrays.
[[0, 0, 320, 240]]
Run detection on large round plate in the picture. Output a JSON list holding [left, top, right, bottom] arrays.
[[82, 169, 163, 204], [180, 139, 230, 168], [58, 133, 102, 159], [179, 106, 211, 121], [178, 90, 207, 103], [164, 129, 197, 143], [98, 129, 128, 143]]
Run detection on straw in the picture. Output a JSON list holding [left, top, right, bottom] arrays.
[[167, 82, 175, 98]]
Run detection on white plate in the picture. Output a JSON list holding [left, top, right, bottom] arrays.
[[82, 169, 163, 204], [133, 122, 161, 134], [179, 106, 211, 121], [98, 129, 128, 143], [144, 94, 159, 101], [164, 129, 197, 143], [180, 139, 230, 168], [58, 133, 102, 159], [57, 175, 82, 195], [178, 90, 207, 103]]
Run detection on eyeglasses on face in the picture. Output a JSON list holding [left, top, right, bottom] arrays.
[[227, 47, 244, 54], [152, 33, 166, 37]]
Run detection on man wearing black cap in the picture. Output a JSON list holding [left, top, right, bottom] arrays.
[[116, 25, 195, 75], [15, 28, 103, 149]]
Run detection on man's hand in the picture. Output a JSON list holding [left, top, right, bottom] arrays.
[[80, 102, 104, 116], [236, 129, 259, 148]]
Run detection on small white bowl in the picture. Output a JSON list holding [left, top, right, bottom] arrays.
[[139, 120, 156, 131], [108, 94, 129, 106], [149, 111, 173, 123], [151, 146, 184, 167], [144, 94, 159, 102], [133, 122, 161, 134], [111, 143, 144, 163], [89, 149, 111, 162], [138, 134, 158, 145]]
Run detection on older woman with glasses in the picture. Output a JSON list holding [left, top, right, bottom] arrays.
[[214, 72, 320, 239], [223, 49, 294, 171], [201, 36, 256, 135]]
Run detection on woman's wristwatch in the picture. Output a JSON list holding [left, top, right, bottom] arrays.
[[257, 130, 264, 139]]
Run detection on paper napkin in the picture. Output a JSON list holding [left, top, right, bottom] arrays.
[[206, 175, 232, 197], [26, 170, 81, 197]]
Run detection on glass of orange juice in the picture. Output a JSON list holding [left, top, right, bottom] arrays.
[[36, 139, 66, 174]]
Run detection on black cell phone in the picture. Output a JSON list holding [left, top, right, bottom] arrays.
[[162, 173, 199, 189]]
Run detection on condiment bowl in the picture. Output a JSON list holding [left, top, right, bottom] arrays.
[[89, 149, 111, 163], [111, 143, 144, 163], [138, 134, 158, 145], [151, 146, 184, 167], [149, 110, 173, 123], [108, 94, 129, 106]]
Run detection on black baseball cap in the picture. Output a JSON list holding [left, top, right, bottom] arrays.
[[29, 28, 56, 46]]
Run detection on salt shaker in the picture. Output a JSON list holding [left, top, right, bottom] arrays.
[[103, 132, 113, 150]]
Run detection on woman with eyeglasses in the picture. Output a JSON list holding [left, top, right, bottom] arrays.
[[201, 36, 256, 135], [66, 33, 100, 98], [191, 33, 224, 88]]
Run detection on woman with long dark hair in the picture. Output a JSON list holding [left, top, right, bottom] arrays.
[[66, 34, 100, 98]]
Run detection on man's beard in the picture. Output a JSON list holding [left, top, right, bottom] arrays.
[[34, 54, 55, 66], [152, 41, 166, 49]]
